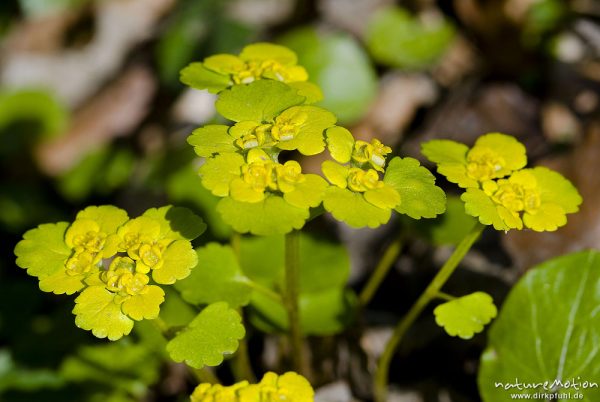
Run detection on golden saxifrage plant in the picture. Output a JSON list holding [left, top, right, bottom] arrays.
[[14, 43, 583, 402]]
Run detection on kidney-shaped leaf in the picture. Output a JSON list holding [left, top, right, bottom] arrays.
[[167, 302, 245, 369], [434, 292, 497, 339], [478, 250, 600, 402]]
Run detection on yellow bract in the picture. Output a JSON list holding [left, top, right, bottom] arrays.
[[347, 168, 385, 192], [190, 372, 314, 402], [352, 138, 392, 172]]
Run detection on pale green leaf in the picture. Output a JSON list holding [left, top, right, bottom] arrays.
[[474, 133, 527, 172], [239, 42, 297, 64], [73, 286, 134, 341], [121, 285, 165, 321], [479, 250, 600, 402], [287, 81, 323, 103], [76, 205, 129, 235], [14, 222, 71, 280], [215, 80, 305, 122], [39, 268, 86, 295], [366, 6, 455, 69], [275, 105, 337, 155], [384, 156, 446, 219], [321, 160, 348, 188], [166, 302, 245, 368], [217, 196, 309, 235], [283, 174, 328, 209], [461, 188, 509, 231], [142, 205, 206, 241], [180, 62, 231, 93], [323, 187, 391, 228], [531, 166, 582, 214], [187, 125, 236, 157], [199, 153, 245, 197], [153, 239, 198, 285], [421, 139, 468, 165], [175, 243, 253, 308], [363, 186, 401, 209], [434, 292, 497, 339], [325, 126, 355, 163]]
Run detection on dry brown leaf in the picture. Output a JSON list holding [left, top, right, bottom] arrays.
[[35, 66, 155, 175]]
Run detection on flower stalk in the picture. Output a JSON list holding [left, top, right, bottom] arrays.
[[374, 222, 485, 402], [284, 229, 304, 373]]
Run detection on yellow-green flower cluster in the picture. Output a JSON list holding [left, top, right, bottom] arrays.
[[15, 205, 205, 340], [321, 126, 403, 228], [422, 133, 582, 232], [190, 372, 314, 402], [180, 43, 321, 102]]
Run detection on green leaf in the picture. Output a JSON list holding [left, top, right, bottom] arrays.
[[279, 27, 378, 124], [461, 188, 509, 231], [175, 243, 253, 308], [283, 174, 328, 209], [479, 250, 600, 402], [366, 6, 455, 69], [531, 167, 582, 214], [76, 205, 129, 235], [73, 286, 134, 341], [421, 139, 469, 165], [215, 80, 305, 122], [180, 62, 231, 93], [275, 105, 336, 155], [153, 239, 198, 285], [384, 156, 446, 219], [323, 187, 391, 228], [325, 126, 355, 163], [187, 125, 237, 157], [287, 81, 323, 103], [217, 196, 309, 235], [121, 285, 165, 321], [250, 288, 356, 335], [166, 302, 245, 368], [434, 292, 497, 339], [142, 205, 206, 241], [14, 222, 71, 280], [199, 153, 245, 197]]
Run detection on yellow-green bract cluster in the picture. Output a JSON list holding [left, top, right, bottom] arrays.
[[184, 43, 446, 234], [190, 371, 313, 402], [14, 205, 205, 340], [422, 133, 582, 231]]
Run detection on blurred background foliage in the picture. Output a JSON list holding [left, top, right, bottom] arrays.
[[1, 0, 599, 401]]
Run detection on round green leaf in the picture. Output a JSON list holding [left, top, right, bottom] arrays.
[[152, 239, 198, 285], [199, 153, 245, 197], [384, 156, 446, 219], [166, 302, 245, 368], [217, 196, 309, 235], [479, 250, 600, 401], [325, 126, 354, 163], [461, 188, 509, 231], [279, 27, 377, 124], [180, 62, 232, 93], [366, 6, 455, 69], [14, 222, 71, 281], [434, 292, 497, 339], [187, 125, 237, 158], [76, 205, 129, 235], [274, 105, 336, 155], [73, 286, 134, 341], [323, 187, 391, 228], [175, 243, 253, 308], [215, 80, 305, 122]]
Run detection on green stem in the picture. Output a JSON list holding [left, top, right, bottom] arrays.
[[374, 223, 485, 402], [284, 230, 304, 373], [231, 310, 257, 383], [358, 238, 403, 306], [436, 291, 456, 301], [192, 368, 220, 385]]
